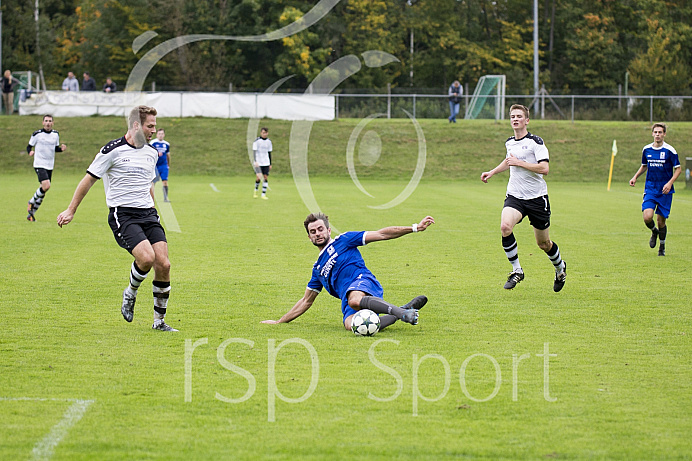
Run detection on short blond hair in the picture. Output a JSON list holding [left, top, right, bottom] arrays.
[[128, 105, 157, 129], [509, 104, 530, 119]]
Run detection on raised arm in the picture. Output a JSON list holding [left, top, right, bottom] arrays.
[[56, 174, 98, 227], [261, 288, 320, 324], [364, 216, 435, 244]]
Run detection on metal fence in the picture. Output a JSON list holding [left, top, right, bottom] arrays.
[[334, 93, 692, 122]]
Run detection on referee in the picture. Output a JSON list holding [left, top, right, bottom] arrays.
[[57, 106, 177, 332]]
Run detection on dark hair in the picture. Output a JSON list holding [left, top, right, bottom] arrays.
[[261, 127, 269, 132], [509, 104, 530, 119], [157, 128, 165, 133], [43, 114, 53, 120], [652, 122, 667, 133], [304, 213, 329, 233]]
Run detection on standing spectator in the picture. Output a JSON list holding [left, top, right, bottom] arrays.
[[252, 127, 273, 200], [151, 128, 172, 202], [1, 70, 20, 115], [480, 104, 567, 292], [26, 115, 67, 221], [448, 80, 463, 123], [62, 72, 79, 91], [82, 72, 97, 91], [103, 77, 117, 93], [629, 123, 681, 256]]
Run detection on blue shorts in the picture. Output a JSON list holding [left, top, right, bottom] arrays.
[[154, 164, 169, 182], [341, 273, 384, 322], [642, 193, 673, 218]]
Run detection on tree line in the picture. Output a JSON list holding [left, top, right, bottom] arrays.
[[2, 0, 691, 95]]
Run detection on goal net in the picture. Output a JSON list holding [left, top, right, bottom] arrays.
[[464, 75, 506, 120]]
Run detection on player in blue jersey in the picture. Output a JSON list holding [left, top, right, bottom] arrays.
[[262, 213, 435, 332], [151, 128, 171, 202], [629, 123, 681, 256]]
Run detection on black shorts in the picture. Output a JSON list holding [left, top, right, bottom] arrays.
[[259, 165, 270, 176], [504, 194, 551, 230], [35, 168, 53, 183], [108, 207, 167, 254]]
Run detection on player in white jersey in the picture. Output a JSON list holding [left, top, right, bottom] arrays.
[[481, 104, 567, 292], [25, 115, 67, 221], [252, 127, 273, 199], [57, 106, 177, 332]]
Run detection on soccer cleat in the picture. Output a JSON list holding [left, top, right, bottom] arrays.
[[658, 244, 665, 257], [504, 270, 524, 290], [121, 290, 136, 322], [27, 203, 36, 222], [253, 190, 258, 198], [402, 295, 428, 311], [401, 309, 419, 325], [152, 320, 178, 332], [261, 195, 268, 200], [553, 261, 567, 293], [649, 228, 659, 248]]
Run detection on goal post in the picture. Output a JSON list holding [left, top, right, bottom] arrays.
[[464, 75, 506, 121]]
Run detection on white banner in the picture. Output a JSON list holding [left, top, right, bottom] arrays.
[[19, 91, 334, 121]]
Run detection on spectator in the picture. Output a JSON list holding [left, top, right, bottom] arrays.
[[1, 70, 20, 115], [82, 72, 97, 91], [448, 80, 463, 123], [62, 72, 79, 91], [103, 77, 117, 93]]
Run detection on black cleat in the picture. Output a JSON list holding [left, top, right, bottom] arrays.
[[504, 270, 524, 290], [27, 203, 36, 222], [553, 261, 567, 292], [658, 244, 665, 257], [401, 309, 419, 325], [121, 289, 136, 322], [401, 295, 427, 311], [649, 228, 659, 248], [152, 320, 178, 332]]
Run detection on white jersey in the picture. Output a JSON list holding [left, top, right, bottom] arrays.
[[252, 137, 273, 166], [29, 129, 61, 169], [87, 137, 158, 208], [505, 132, 549, 200]]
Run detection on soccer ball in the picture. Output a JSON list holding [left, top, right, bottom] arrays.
[[351, 309, 381, 336]]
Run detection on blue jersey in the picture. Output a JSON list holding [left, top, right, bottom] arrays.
[[307, 231, 378, 300], [151, 140, 170, 167], [641, 142, 680, 194]]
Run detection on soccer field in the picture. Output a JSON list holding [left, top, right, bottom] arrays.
[[1, 173, 691, 460]]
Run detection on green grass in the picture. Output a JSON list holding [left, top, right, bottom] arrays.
[[1, 170, 691, 459], [2, 116, 691, 183]]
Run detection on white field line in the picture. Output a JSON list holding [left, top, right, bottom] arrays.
[[0, 397, 94, 461], [209, 183, 220, 192], [153, 183, 181, 233]]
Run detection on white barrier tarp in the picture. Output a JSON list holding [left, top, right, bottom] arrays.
[[19, 91, 334, 120]]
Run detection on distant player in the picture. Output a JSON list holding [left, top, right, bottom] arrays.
[[252, 127, 272, 200], [57, 106, 177, 332], [151, 128, 171, 202], [262, 213, 434, 332], [26, 115, 67, 221], [629, 123, 681, 256], [481, 104, 567, 292]]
